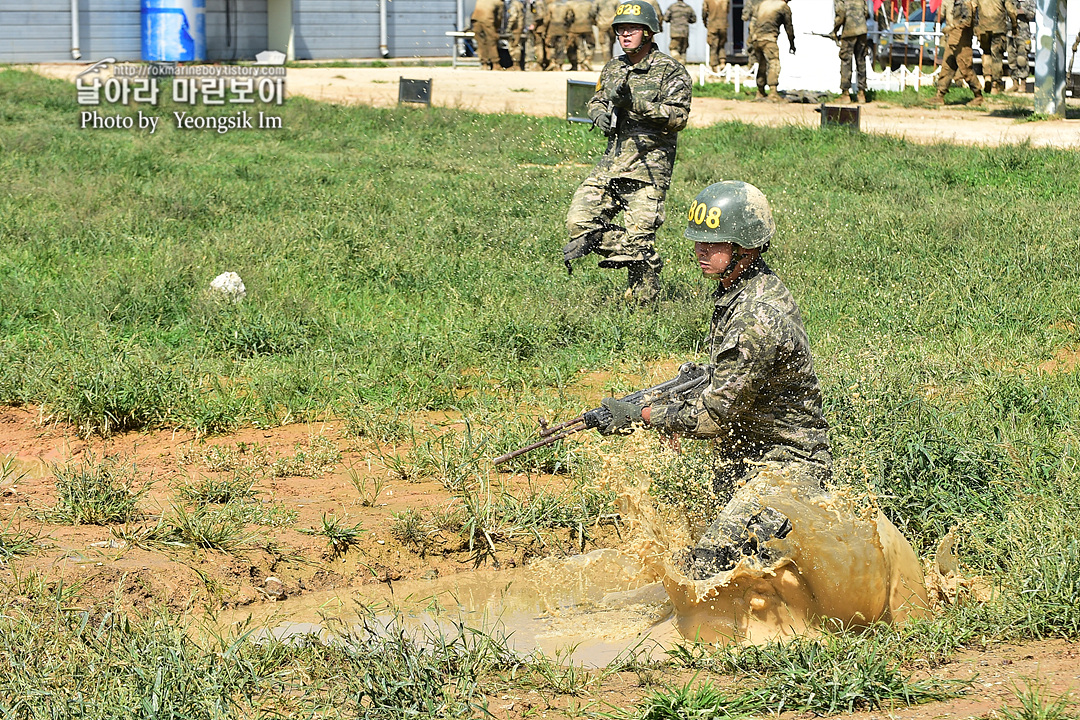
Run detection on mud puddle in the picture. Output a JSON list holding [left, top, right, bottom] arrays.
[[214, 548, 681, 666]]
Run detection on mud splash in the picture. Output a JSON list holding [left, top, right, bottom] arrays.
[[606, 440, 929, 645]]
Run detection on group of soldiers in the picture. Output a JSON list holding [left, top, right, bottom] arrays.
[[935, 0, 1034, 103], [469, 0, 729, 71]]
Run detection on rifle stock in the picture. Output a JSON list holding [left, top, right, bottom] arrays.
[[493, 362, 709, 466]]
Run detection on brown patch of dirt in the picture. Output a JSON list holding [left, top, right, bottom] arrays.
[[2, 405, 1078, 718], [1039, 346, 1080, 374]]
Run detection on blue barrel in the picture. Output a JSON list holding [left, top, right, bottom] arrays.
[[141, 0, 206, 62]]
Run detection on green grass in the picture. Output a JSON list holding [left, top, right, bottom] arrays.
[[43, 453, 147, 526]]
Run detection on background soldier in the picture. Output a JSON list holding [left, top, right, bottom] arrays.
[[564, 0, 692, 303], [935, 0, 984, 104], [1005, 0, 1033, 92], [647, 0, 666, 32], [596, 0, 620, 62], [471, 0, 506, 70], [567, 0, 599, 70], [976, 0, 1009, 93], [663, 0, 698, 64], [605, 181, 832, 579], [832, 0, 871, 103], [506, 0, 527, 69], [702, 0, 730, 72], [544, 0, 576, 69], [527, 0, 550, 70], [748, 0, 795, 100]]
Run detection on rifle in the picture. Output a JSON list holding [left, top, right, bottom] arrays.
[[807, 30, 839, 44], [493, 362, 710, 465]]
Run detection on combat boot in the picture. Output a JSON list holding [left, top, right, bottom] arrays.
[[932, 92, 946, 104], [856, 90, 867, 103], [970, 93, 984, 106], [754, 89, 768, 101], [625, 262, 661, 305], [835, 92, 851, 104]]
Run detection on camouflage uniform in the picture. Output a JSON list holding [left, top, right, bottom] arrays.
[[471, 0, 505, 70], [506, 0, 527, 69], [748, 0, 794, 97], [564, 45, 692, 300], [647, 0, 666, 32], [1005, 0, 1033, 88], [833, 0, 871, 98], [976, 0, 1009, 92], [663, 0, 698, 64], [649, 259, 832, 578], [936, 0, 983, 101], [742, 0, 762, 55], [596, 0, 620, 62], [703, 0, 731, 71], [544, 0, 576, 69], [528, 0, 550, 70], [567, 0, 599, 70]]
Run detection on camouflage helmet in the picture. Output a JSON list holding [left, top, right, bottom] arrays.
[[684, 180, 775, 250], [612, 0, 660, 33]]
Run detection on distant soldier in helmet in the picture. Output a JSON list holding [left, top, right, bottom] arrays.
[[934, 0, 983, 105], [832, 0, 871, 103], [567, 0, 599, 70], [544, 0, 576, 69], [563, 0, 692, 303], [506, 0, 527, 69], [600, 180, 832, 578], [702, 0, 730, 72], [1005, 0, 1033, 92], [747, 0, 795, 100]]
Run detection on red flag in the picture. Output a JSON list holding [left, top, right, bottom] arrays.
[[928, 0, 941, 16]]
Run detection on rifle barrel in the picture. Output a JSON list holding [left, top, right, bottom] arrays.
[[493, 427, 582, 466], [538, 416, 586, 438]]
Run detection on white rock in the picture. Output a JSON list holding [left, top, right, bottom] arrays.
[[210, 272, 246, 302]]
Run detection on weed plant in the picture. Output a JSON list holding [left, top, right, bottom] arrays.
[[44, 454, 147, 526], [0, 519, 39, 562], [300, 513, 365, 558]]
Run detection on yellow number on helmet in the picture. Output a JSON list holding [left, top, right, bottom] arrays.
[[633, 5, 641, 13], [687, 201, 698, 223], [705, 206, 722, 228], [693, 202, 707, 225]]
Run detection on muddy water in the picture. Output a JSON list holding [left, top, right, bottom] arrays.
[[0, 454, 52, 481], [214, 548, 681, 666]]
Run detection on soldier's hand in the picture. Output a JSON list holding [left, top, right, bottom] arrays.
[[593, 111, 613, 135], [609, 80, 633, 109], [789, 44, 797, 54], [599, 397, 644, 435]]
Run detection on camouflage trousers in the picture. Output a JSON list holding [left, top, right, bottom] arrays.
[[597, 26, 616, 62], [707, 27, 728, 70], [937, 30, 981, 95], [545, 33, 569, 69], [472, 21, 500, 69], [567, 31, 594, 70], [507, 32, 525, 69], [1008, 23, 1031, 81], [564, 176, 666, 271], [838, 34, 871, 93], [528, 30, 548, 69], [669, 35, 689, 64], [750, 39, 781, 91], [686, 459, 831, 580], [978, 31, 1007, 86]]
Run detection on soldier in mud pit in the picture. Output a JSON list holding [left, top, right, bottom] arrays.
[[563, 0, 692, 304], [747, 0, 795, 100], [598, 181, 833, 579], [934, 0, 984, 105]]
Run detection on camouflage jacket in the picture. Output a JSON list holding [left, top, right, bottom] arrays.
[[664, 0, 698, 37], [749, 0, 793, 44], [585, 46, 692, 190], [941, 0, 977, 36], [702, 0, 731, 31], [833, 0, 869, 37], [568, 0, 597, 33], [471, 0, 505, 26], [649, 260, 832, 469], [545, 0, 575, 35], [596, 0, 620, 29], [507, 0, 526, 33], [976, 0, 1008, 34]]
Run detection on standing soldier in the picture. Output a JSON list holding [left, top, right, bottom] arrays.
[[647, 0, 666, 32], [702, 0, 730, 72], [471, 0, 506, 70], [596, 0, 620, 62], [976, 0, 1009, 93], [832, 0, 871, 103], [563, 0, 692, 303], [934, 0, 984, 104], [1005, 0, 1033, 92], [545, 0, 576, 69], [506, 0, 527, 69], [664, 0, 698, 65], [748, 0, 795, 100], [528, 0, 550, 70], [567, 0, 599, 70], [742, 0, 763, 58]]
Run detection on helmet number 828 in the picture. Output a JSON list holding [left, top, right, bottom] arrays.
[[688, 200, 722, 228], [616, 3, 642, 15]]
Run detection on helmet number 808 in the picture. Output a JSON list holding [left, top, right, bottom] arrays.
[[688, 201, 722, 229]]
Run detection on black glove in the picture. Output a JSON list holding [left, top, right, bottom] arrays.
[[593, 111, 613, 136], [562, 233, 597, 274], [609, 80, 633, 109], [598, 397, 644, 435]]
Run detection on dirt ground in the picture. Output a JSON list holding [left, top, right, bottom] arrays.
[[8, 62, 1080, 716], [29, 62, 1080, 147], [2, 405, 1078, 718]]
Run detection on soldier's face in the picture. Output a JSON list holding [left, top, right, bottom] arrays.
[[694, 241, 735, 278], [616, 24, 649, 52]]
